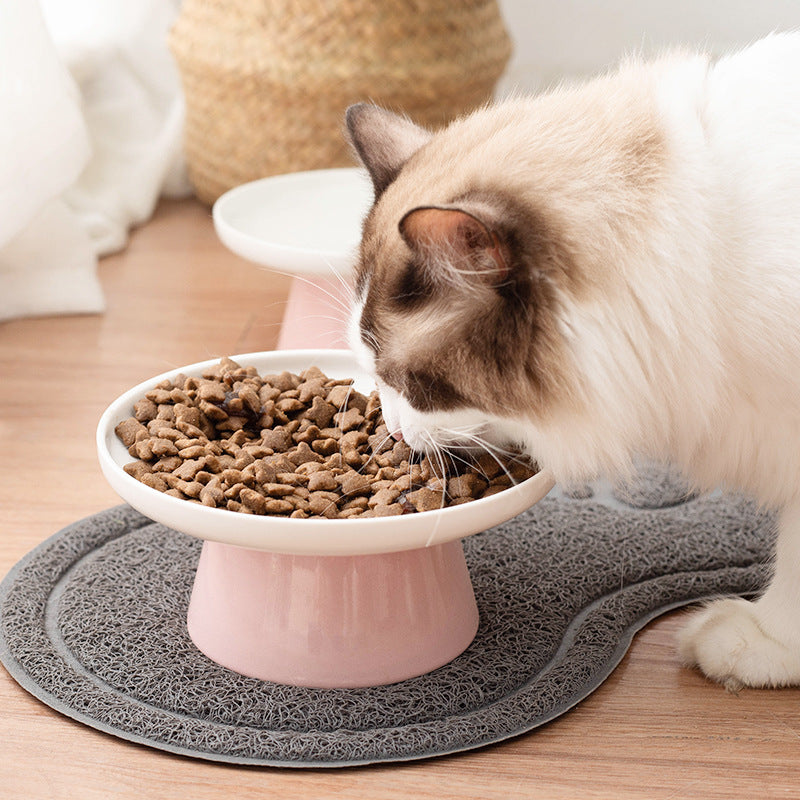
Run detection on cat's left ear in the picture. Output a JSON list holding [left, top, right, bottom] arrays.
[[399, 206, 510, 283], [346, 103, 431, 198]]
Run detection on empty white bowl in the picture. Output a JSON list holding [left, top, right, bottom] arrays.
[[212, 168, 373, 276]]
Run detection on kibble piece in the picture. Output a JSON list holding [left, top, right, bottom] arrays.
[[368, 487, 401, 508], [287, 442, 323, 466], [176, 420, 206, 439], [200, 484, 224, 507], [169, 387, 192, 405], [264, 371, 299, 392], [265, 453, 295, 473], [249, 460, 275, 482], [373, 503, 404, 517], [338, 471, 373, 497], [426, 476, 447, 493], [325, 384, 353, 411], [388, 439, 413, 466], [149, 420, 182, 440], [264, 498, 294, 514], [303, 395, 336, 428], [240, 487, 267, 514], [341, 430, 368, 449], [175, 403, 201, 426], [448, 473, 488, 498], [133, 439, 154, 460], [262, 482, 295, 497], [115, 417, 146, 448], [238, 385, 262, 415], [341, 496, 370, 511], [473, 452, 504, 480], [293, 424, 321, 445], [150, 438, 178, 457], [242, 444, 274, 459], [311, 437, 338, 456], [405, 487, 445, 512], [298, 378, 326, 403], [133, 398, 158, 423], [307, 492, 339, 518], [140, 472, 168, 491], [287, 494, 310, 511], [198, 381, 227, 403], [334, 407, 364, 432], [276, 471, 307, 486], [199, 399, 228, 422], [261, 428, 293, 452], [307, 470, 338, 492], [153, 456, 182, 473], [145, 388, 172, 405], [172, 458, 207, 481], [276, 397, 305, 414], [177, 479, 204, 499], [342, 446, 365, 468]]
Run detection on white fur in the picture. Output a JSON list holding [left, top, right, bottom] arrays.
[[351, 34, 800, 688]]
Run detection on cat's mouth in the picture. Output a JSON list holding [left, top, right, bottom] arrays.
[[374, 379, 530, 470], [393, 417, 499, 460]]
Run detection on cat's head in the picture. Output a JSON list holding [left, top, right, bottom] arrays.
[[344, 103, 588, 472], [344, 99, 684, 482]]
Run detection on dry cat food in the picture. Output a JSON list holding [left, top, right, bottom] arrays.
[[115, 357, 537, 519]]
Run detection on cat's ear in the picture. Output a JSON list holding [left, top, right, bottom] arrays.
[[346, 103, 431, 198], [399, 206, 510, 283]]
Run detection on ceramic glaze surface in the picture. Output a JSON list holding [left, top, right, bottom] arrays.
[[212, 168, 373, 275]]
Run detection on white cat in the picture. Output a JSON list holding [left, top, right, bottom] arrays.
[[345, 33, 800, 690]]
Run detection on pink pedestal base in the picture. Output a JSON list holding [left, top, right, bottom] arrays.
[[186, 276, 482, 687], [187, 539, 479, 688]]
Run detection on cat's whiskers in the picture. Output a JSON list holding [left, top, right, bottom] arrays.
[[267, 266, 354, 318], [361, 327, 380, 353], [435, 426, 521, 485], [280, 312, 350, 348], [318, 255, 357, 306]]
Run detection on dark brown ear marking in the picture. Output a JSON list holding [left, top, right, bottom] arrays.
[[345, 103, 432, 198], [398, 206, 510, 281]]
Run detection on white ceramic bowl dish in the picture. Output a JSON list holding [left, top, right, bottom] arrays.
[[212, 168, 373, 276], [97, 349, 554, 557]]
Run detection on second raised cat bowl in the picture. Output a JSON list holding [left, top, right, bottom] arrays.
[[97, 349, 554, 688]]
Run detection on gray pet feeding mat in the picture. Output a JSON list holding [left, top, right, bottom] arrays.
[[0, 470, 774, 767]]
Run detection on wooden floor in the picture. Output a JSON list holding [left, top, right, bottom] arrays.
[[1, 199, 798, 799]]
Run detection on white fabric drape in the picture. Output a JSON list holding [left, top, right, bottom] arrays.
[[0, 0, 188, 322]]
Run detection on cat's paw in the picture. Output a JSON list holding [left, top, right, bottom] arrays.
[[677, 598, 800, 690]]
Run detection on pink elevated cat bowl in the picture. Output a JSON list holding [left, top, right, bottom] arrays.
[[98, 168, 554, 688], [97, 350, 554, 687]]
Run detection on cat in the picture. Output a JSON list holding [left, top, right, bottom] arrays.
[[344, 32, 800, 691]]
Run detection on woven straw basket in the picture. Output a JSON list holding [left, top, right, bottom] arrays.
[[169, 0, 512, 204]]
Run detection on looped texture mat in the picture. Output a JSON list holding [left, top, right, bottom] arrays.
[[169, 0, 512, 203], [0, 471, 775, 767]]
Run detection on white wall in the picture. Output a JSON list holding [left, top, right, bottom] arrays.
[[496, 0, 800, 94]]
